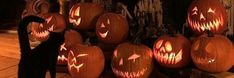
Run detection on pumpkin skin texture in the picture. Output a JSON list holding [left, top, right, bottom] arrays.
[[153, 34, 191, 68], [96, 13, 129, 44], [69, 3, 103, 30], [111, 42, 153, 78], [191, 34, 233, 73], [67, 44, 105, 78], [57, 30, 83, 65], [187, 0, 227, 34], [29, 13, 66, 41]]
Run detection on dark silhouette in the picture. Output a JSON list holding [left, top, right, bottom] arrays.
[[17, 16, 64, 78]]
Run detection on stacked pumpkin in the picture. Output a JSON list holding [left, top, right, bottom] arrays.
[[187, 0, 234, 73]]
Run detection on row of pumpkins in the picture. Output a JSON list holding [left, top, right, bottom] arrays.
[[24, 0, 234, 78]]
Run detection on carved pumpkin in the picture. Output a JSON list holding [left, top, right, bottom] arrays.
[[69, 3, 103, 30], [111, 42, 153, 78], [153, 34, 191, 68], [187, 0, 227, 34], [67, 44, 105, 78], [57, 30, 83, 65], [29, 13, 66, 41], [96, 13, 129, 44], [191, 33, 233, 72], [22, 0, 50, 18]]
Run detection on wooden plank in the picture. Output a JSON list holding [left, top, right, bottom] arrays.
[[0, 56, 19, 70], [0, 65, 18, 78]]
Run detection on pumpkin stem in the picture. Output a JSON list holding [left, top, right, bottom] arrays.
[[84, 38, 91, 46], [205, 30, 214, 37]]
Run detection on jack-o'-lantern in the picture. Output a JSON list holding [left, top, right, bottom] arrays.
[[96, 13, 129, 44], [69, 3, 103, 30], [29, 13, 66, 41], [22, 0, 50, 18], [57, 30, 83, 65], [153, 34, 191, 68], [67, 44, 105, 78], [187, 0, 227, 34], [191, 32, 233, 72], [111, 42, 153, 78]]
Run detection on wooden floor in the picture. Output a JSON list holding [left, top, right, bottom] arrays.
[[0, 31, 71, 78]]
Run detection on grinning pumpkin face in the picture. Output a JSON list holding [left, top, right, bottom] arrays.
[[96, 13, 129, 44], [191, 34, 233, 72], [29, 13, 65, 41], [111, 42, 153, 78], [22, 0, 50, 18], [67, 44, 104, 78], [69, 3, 103, 30], [187, 0, 227, 34], [57, 43, 69, 65], [153, 34, 191, 68]]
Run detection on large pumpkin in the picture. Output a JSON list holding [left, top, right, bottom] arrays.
[[187, 0, 227, 34], [111, 42, 153, 78], [96, 13, 129, 44], [67, 44, 105, 78], [57, 30, 83, 65], [69, 3, 103, 30], [191, 33, 233, 72], [22, 0, 50, 18], [29, 13, 66, 41], [153, 34, 191, 68]]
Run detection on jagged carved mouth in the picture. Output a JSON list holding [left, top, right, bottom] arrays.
[[31, 24, 54, 38], [69, 62, 84, 72], [154, 49, 182, 64], [112, 67, 147, 78], [58, 55, 68, 62], [194, 56, 215, 65], [187, 15, 223, 32]]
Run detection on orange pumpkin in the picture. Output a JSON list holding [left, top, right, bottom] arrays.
[[29, 13, 66, 41], [153, 34, 191, 68], [69, 3, 103, 30], [187, 0, 227, 34], [191, 33, 233, 72], [111, 42, 153, 78], [67, 44, 105, 78], [96, 13, 129, 44]]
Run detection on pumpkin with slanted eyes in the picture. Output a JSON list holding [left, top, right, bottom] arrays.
[[187, 0, 227, 34], [111, 42, 153, 78], [67, 44, 105, 78], [153, 34, 191, 68], [191, 33, 233, 72], [29, 13, 66, 41], [69, 3, 103, 30], [57, 29, 83, 65], [96, 13, 129, 44]]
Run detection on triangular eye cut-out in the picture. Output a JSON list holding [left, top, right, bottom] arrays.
[[208, 8, 215, 13], [75, 6, 80, 16], [156, 40, 163, 49], [107, 19, 110, 24], [165, 41, 172, 52]]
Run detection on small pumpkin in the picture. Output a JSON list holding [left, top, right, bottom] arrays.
[[111, 42, 153, 78], [67, 44, 105, 78], [29, 13, 66, 41], [96, 13, 129, 44], [57, 30, 83, 65], [187, 0, 227, 34], [69, 3, 103, 30], [191, 32, 233, 72], [153, 34, 191, 68]]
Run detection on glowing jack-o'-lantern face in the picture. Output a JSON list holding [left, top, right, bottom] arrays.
[[67, 44, 104, 78], [153, 34, 191, 68], [69, 3, 103, 30], [96, 13, 129, 44], [191, 34, 233, 72], [57, 43, 69, 65], [111, 42, 153, 78], [29, 13, 65, 41], [187, 0, 227, 34]]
